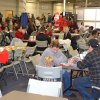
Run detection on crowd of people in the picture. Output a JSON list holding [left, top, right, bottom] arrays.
[[0, 12, 100, 100]]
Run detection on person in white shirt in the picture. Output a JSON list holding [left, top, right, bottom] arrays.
[[35, 17, 41, 32], [79, 22, 88, 35]]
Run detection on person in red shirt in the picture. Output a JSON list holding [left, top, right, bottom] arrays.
[[0, 23, 3, 32], [45, 23, 53, 37], [14, 25, 26, 40], [59, 16, 69, 32], [69, 18, 78, 33], [62, 16, 69, 27]]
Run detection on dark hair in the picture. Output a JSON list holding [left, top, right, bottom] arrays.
[[89, 26, 94, 30], [81, 21, 83, 25], [21, 26, 26, 29], [92, 30, 97, 36], [16, 24, 26, 30], [88, 39, 99, 48], [40, 26, 45, 32]]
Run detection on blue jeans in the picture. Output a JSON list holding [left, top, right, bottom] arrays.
[[62, 69, 72, 96], [73, 76, 99, 100]]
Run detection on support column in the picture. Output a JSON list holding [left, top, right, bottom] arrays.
[[85, 0, 88, 7], [63, 0, 66, 16], [73, 0, 76, 14]]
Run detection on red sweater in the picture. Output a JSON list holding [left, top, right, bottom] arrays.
[[14, 30, 24, 40], [0, 49, 8, 64]]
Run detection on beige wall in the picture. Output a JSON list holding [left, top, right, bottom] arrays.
[[26, 2, 39, 17], [26, 2, 74, 18], [0, 0, 16, 20], [53, 3, 73, 14], [0, 0, 26, 20], [39, 2, 53, 18], [0, 0, 74, 20], [17, 0, 27, 16], [26, 2, 53, 18]]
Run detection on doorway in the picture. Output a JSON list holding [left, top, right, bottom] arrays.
[[5, 10, 13, 18]]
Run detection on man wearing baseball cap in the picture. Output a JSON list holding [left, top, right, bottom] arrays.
[[88, 38, 99, 48], [74, 39, 100, 100]]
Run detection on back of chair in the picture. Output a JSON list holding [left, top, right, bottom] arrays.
[[25, 46, 36, 56], [36, 40, 48, 48], [61, 39, 71, 51], [15, 42, 27, 47], [67, 46, 78, 57], [36, 65, 62, 81], [29, 54, 40, 66], [14, 49, 23, 60], [27, 78, 62, 97], [8, 51, 13, 61], [77, 37, 87, 50], [10, 38, 23, 46]]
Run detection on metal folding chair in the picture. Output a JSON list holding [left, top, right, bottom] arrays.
[[35, 65, 63, 97], [36, 40, 48, 54]]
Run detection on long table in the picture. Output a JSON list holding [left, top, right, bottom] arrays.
[[0, 91, 68, 100]]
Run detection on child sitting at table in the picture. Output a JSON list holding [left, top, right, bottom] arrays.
[[44, 56, 53, 67], [44, 56, 58, 81]]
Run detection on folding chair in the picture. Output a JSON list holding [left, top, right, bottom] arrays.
[[28, 54, 40, 77], [12, 48, 24, 79], [36, 40, 48, 54], [67, 46, 78, 57], [36, 65, 62, 81], [15, 42, 27, 47], [77, 36, 87, 53], [0, 67, 7, 85], [35, 65, 63, 97], [27, 78, 62, 97], [22, 46, 37, 76], [24, 46, 37, 58], [10, 38, 23, 46], [29, 54, 40, 66]]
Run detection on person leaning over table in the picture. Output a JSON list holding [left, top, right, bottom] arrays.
[[39, 40, 76, 98], [73, 39, 100, 100]]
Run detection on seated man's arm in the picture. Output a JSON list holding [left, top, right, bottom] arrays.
[[77, 54, 91, 69]]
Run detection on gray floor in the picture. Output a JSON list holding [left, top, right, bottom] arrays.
[[0, 62, 82, 100]]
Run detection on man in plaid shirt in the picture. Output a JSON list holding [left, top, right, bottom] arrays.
[[74, 39, 100, 100]]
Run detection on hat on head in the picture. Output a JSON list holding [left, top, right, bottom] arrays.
[[88, 39, 99, 48]]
